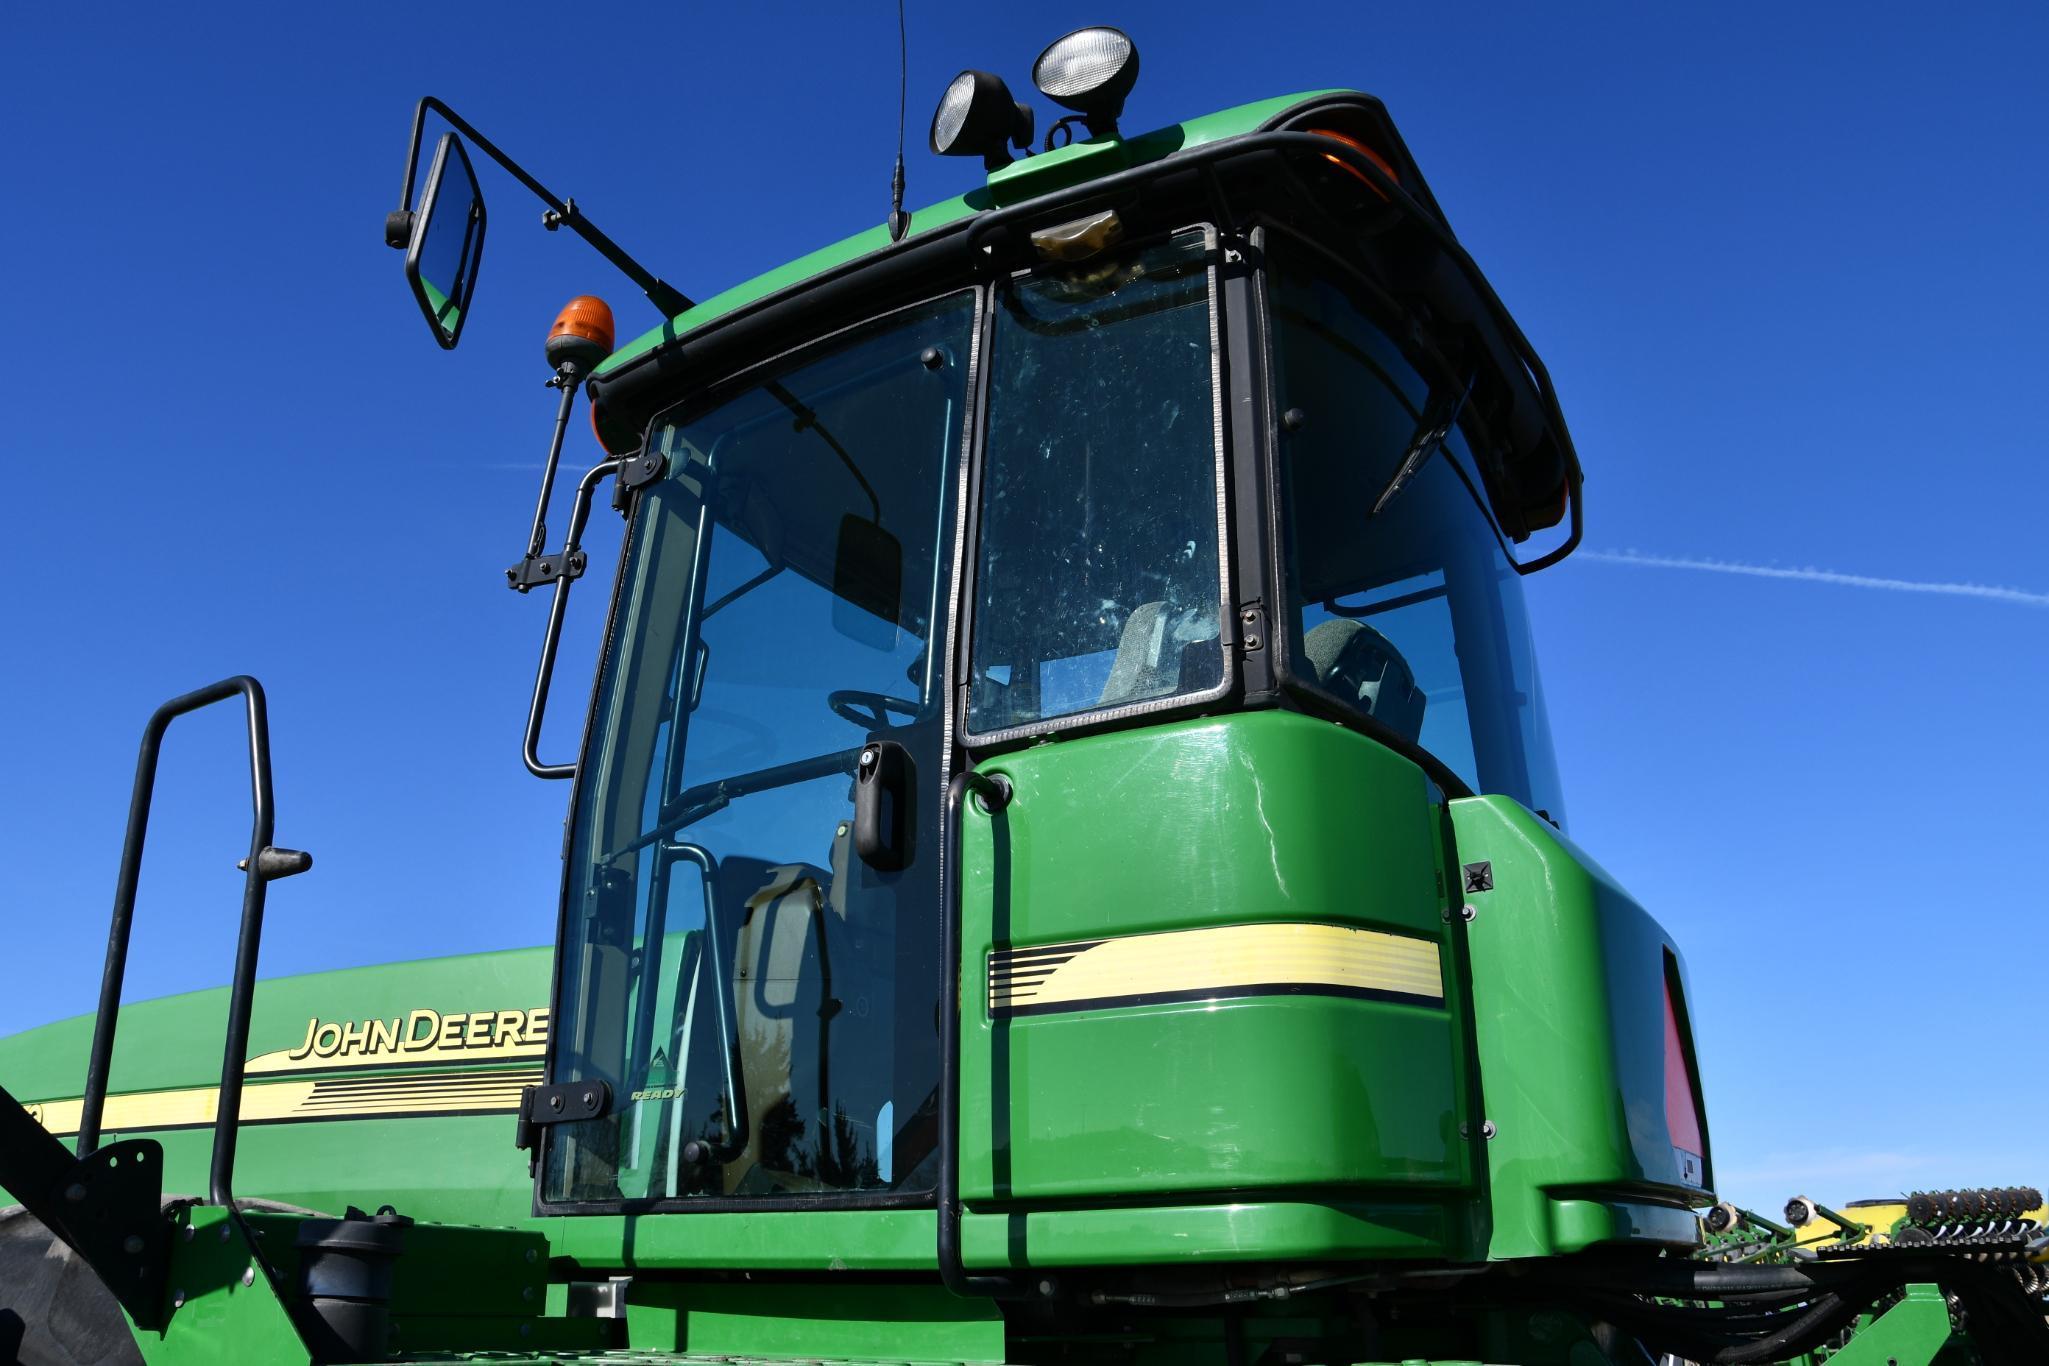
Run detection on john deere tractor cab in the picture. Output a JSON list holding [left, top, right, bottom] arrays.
[[546, 212, 1576, 1218], [516, 76, 1590, 1234], [7, 24, 2047, 1366]]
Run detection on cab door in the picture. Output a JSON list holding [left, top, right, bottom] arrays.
[[540, 293, 977, 1209]]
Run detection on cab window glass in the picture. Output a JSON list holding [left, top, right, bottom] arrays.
[[1269, 240, 1564, 820], [967, 229, 1226, 737]]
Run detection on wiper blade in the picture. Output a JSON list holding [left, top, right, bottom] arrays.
[[1369, 375, 1473, 520], [700, 563, 782, 623], [764, 379, 882, 523], [625, 747, 867, 857]]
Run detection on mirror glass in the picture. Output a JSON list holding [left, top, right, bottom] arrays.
[[407, 132, 487, 349], [830, 514, 903, 650]]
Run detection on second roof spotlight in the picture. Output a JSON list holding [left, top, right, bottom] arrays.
[[930, 26, 1140, 169]]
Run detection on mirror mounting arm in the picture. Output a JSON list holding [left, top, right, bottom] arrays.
[[388, 96, 694, 319]]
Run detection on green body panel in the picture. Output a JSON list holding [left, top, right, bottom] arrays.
[[138, 1115, 531, 1229], [624, 1282, 1003, 1362], [595, 92, 1333, 375], [0, 948, 551, 1228], [960, 1199, 1468, 1267], [546, 1200, 1463, 1273], [957, 712, 1476, 1248], [1448, 796, 1706, 1257], [136, 1206, 309, 1366], [548, 1208, 939, 1271], [0, 946, 550, 1101], [137, 1205, 601, 1365]]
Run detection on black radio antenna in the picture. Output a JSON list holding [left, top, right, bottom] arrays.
[[888, 0, 912, 242]]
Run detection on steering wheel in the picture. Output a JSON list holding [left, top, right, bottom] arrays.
[[828, 689, 921, 730]]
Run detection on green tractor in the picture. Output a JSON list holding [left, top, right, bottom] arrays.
[[4, 27, 2044, 1366]]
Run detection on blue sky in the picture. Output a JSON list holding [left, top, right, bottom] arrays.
[[4, 3, 2044, 1212]]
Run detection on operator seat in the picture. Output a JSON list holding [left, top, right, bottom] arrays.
[[727, 859, 842, 1193], [723, 824, 903, 1195], [1303, 617, 1427, 744], [1098, 601, 1219, 707]]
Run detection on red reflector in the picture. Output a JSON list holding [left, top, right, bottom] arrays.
[[1663, 981, 1704, 1156]]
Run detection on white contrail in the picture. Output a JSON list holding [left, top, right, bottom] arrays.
[[1581, 549, 2049, 609]]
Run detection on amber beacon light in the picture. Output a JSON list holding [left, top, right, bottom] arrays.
[[545, 295, 615, 376]]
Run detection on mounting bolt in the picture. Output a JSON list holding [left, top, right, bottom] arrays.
[[242, 1266, 256, 1288], [1481, 1120, 1498, 1140], [183, 1225, 195, 1242], [920, 346, 944, 370], [1243, 634, 1261, 650], [1281, 407, 1306, 432], [548, 1093, 564, 1112], [220, 1225, 232, 1243], [122, 1235, 144, 1255], [581, 1090, 597, 1108], [525, 1247, 538, 1264], [172, 1290, 186, 1310], [1240, 609, 1257, 624], [1459, 904, 1477, 923]]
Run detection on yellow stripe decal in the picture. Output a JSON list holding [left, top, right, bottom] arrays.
[[28, 1065, 543, 1138], [988, 922, 1444, 1017]]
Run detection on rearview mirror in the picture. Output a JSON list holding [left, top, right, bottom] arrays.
[[406, 132, 488, 349], [831, 515, 903, 651]]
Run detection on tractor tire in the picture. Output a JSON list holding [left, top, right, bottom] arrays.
[[0, 1204, 142, 1366]]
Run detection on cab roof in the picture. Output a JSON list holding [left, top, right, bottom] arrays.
[[585, 88, 1578, 562], [595, 91, 1347, 376]]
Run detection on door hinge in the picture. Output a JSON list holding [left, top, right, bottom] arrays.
[[1236, 601, 1267, 653], [513, 1080, 611, 1170]]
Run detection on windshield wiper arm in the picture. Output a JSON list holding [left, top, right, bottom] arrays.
[[700, 563, 783, 622], [1369, 375, 1473, 520], [624, 746, 868, 857], [763, 380, 882, 523]]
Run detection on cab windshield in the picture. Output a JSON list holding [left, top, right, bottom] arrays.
[[544, 294, 974, 1206]]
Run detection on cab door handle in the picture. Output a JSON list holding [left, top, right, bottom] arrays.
[[853, 741, 915, 870]]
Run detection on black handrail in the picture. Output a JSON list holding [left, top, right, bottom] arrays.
[[74, 675, 311, 1212], [523, 458, 622, 778], [936, 767, 1021, 1298]]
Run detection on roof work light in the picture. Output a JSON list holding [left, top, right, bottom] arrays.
[[1031, 26, 1140, 139], [930, 70, 1036, 170]]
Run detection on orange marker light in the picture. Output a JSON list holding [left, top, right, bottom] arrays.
[[545, 295, 615, 375], [1307, 128, 1399, 200]]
